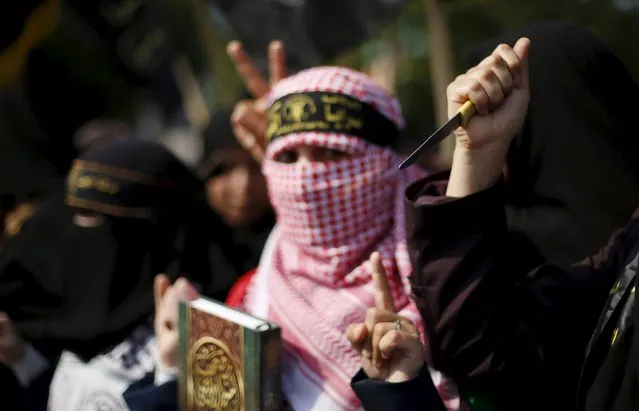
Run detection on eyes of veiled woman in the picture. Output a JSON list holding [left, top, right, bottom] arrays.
[[274, 146, 350, 164]]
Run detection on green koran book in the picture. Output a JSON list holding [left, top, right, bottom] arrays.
[[179, 297, 282, 411]]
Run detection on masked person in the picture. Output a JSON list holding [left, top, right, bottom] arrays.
[[123, 66, 462, 411], [0, 139, 211, 411], [243, 66, 437, 410]]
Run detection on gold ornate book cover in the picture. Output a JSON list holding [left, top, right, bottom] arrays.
[[178, 297, 282, 411]]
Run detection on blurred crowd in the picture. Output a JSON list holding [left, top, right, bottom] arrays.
[[1, 8, 639, 411]]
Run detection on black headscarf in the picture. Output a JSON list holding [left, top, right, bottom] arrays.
[[0, 139, 210, 360], [200, 106, 237, 179], [194, 106, 275, 301], [467, 21, 639, 268], [461, 21, 639, 411]]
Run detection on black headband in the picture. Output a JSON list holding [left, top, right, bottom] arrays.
[[266, 92, 399, 147], [66, 160, 193, 219]]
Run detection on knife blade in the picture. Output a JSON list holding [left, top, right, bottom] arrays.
[[398, 100, 476, 169]]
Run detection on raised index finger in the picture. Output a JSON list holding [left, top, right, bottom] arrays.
[[371, 252, 395, 312], [227, 41, 270, 98]]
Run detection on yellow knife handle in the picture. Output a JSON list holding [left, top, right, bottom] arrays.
[[459, 100, 476, 128]]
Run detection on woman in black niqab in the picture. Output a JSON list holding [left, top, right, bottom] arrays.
[[467, 21, 639, 269], [0, 138, 210, 361], [47, 214, 183, 358]]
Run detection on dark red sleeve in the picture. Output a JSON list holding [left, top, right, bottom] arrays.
[[405, 174, 635, 410], [225, 268, 257, 308]]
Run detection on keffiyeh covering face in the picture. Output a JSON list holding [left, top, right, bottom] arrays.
[[244, 67, 461, 410], [264, 135, 407, 288]]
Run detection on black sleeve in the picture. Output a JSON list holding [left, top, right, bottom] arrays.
[[351, 367, 446, 411], [406, 174, 633, 410], [123, 373, 178, 411]]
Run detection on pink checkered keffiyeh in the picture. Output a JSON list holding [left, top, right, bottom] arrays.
[[244, 67, 463, 410]]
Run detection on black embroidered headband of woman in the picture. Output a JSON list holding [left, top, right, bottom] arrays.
[[66, 160, 194, 219], [266, 91, 399, 147]]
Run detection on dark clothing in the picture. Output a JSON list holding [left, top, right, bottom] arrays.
[[0, 364, 21, 411], [406, 174, 638, 411], [201, 107, 237, 163], [0, 79, 59, 198], [351, 368, 446, 411], [198, 212, 273, 301], [124, 374, 177, 411], [468, 22, 639, 269], [197, 107, 275, 300], [0, 203, 184, 360], [0, 194, 72, 360], [0, 363, 53, 411], [124, 374, 293, 411], [0, 140, 211, 361]]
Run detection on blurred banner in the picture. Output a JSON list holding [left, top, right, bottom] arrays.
[[212, 0, 411, 73]]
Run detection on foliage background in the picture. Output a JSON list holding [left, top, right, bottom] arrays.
[[206, 0, 639, 158]]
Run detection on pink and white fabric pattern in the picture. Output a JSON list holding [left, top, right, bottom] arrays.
[[243, 66, 463, 411]]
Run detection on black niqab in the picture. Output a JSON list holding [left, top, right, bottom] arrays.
[[0, 139, 210, 360], [45, 218, 181, 358]]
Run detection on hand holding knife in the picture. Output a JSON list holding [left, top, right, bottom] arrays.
[[398, 100, 476, 169], [399, 37, 531, 170]]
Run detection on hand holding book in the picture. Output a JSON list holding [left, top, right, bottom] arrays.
[[153, 275, 200, 369], [346, 252, 424, 383]]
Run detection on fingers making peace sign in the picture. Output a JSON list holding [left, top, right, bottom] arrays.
[[228, 41, 287, 97], [346, 252, 425, 383], [227, 40, 287, 163]]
